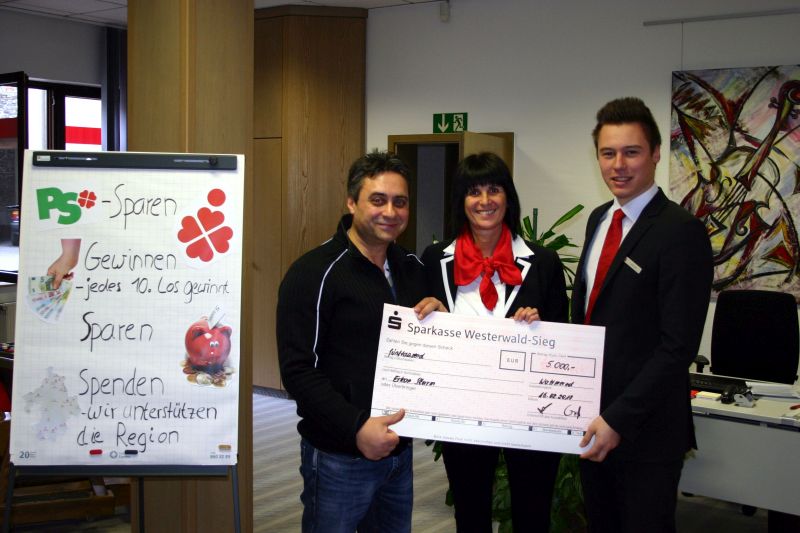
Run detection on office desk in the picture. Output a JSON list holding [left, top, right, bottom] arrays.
[[680, 396, 800, 515]]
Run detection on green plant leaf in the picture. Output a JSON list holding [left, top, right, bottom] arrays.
[[549, 204, 584, 228], [523, 216, 534, 238], [539, 230, 556, 243], [546, 234, 572, 250]]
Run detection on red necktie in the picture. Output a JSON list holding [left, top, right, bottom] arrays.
[[585, 209, 624, 324]]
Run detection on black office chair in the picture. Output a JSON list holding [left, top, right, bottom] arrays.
[[710, 289, 799, 384]]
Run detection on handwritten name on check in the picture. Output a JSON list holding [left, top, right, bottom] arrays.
[[371, 304, 605, 454]]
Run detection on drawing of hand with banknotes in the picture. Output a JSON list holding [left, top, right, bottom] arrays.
[[47, 238, 81, 290], [25, 239, 81, 323]]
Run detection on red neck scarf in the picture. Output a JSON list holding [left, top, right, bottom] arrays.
[[454, 225, 522, 310]]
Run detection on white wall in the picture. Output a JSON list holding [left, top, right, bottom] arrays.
[[0, 9, 105, 85], [365, 0, 800, 364]]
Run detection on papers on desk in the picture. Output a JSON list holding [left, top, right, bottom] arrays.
[[779, 410, 800, 424], [746, 381, 800, 398], [694, 391, 721, 400]]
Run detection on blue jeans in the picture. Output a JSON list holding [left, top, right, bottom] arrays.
[[299, 439, 413, 533]]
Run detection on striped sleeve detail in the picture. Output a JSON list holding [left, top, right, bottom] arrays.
[[312, 249, 349, 367]]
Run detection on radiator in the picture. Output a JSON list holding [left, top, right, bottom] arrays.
[[0, 301, 16, 343]]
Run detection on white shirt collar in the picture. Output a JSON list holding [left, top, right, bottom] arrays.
[[610, 183, 659, 224]]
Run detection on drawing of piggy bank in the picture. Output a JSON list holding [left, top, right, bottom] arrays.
[[185, 318, 232, 371]]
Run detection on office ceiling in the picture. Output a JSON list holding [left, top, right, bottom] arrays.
[[0, 0, 436, 29]]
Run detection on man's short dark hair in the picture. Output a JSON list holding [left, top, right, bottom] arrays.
[[592, 97, 662, 152], [451, 152, 521, 237], [347, 151, 411, 201]]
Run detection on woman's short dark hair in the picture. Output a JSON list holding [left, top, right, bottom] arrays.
[[347, 151, 411, 201], [451, 152, 521, 237]]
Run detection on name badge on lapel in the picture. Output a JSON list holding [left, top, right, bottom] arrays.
[[624, 256, 642, 274]]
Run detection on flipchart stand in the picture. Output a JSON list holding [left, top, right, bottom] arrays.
[[6, 151, 244, 532]]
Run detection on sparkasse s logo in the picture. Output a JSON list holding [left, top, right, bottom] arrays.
[[387, 310, 402, 330], [37, 187, 97, 225]]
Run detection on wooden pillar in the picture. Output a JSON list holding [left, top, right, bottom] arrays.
[[252, 6, 366, 389], [127, 1, 254, 531]]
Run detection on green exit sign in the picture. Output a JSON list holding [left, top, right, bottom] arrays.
[[433, 113, 468, 133]]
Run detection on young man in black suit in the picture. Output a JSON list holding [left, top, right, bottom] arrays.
[[572, 97, 713, 533]]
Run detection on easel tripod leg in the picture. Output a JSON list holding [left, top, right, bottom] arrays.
[[138, 476, 145, 533], [232, 464, 240, 533], [2, 463, 15, 533]]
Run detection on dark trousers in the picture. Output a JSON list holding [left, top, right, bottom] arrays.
[[299, 439, 413, 533], [579, 455, 683, 533], [442, 442, 561, 533]]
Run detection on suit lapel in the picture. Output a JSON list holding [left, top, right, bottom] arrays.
[[503, 236, 537, 316], [503, 258, 530, 315], [573, 202, 611, 322], [596, 191, 667, 300], [437, 241, 458, 311], [444, 257, 457, 310]]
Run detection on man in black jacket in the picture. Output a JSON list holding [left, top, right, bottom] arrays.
[[572, 98, 713, 533], [277, 152, 443, 533]]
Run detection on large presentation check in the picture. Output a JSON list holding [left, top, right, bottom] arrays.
[[371, 304, 605, 454]]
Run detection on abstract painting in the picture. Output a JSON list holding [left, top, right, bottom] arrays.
[[670, 65, 800, 298]]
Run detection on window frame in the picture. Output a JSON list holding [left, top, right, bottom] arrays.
[[0, 73, 102, 282], [28, 80, 101, 150]]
